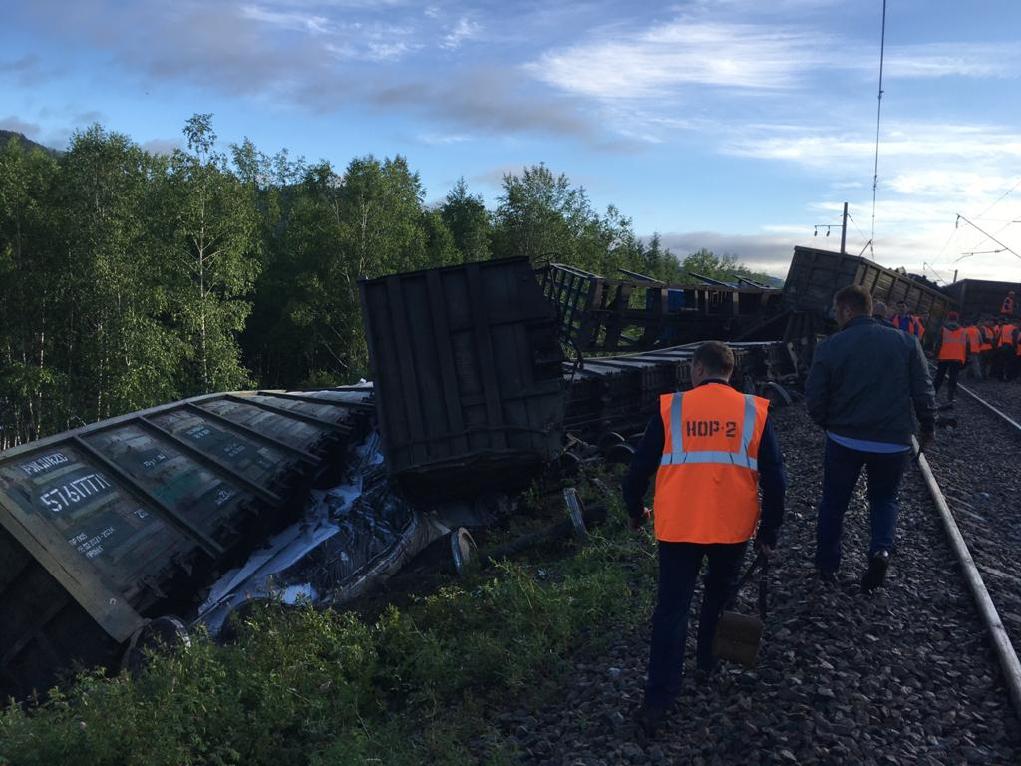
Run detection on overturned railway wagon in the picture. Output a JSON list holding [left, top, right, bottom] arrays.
[[784, 246, 955, 323], [539, 263, 787, 353], [360, 257, 565, 495], [0, 389, 370, 700], [563, 341, 797, 441]]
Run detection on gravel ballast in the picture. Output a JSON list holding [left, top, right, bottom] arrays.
[[498, 405, 1021, 765]]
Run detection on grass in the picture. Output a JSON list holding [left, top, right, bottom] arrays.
[[0, 472, 657, 766]]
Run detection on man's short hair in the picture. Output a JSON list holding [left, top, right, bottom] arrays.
[[835, 285, 874, 316], [873, 300, 888, 318], [693, 341, 735, 377]]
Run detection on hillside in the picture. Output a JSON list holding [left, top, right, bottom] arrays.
[[0, 130, 61, 156]]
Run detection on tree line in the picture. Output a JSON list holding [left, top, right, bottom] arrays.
[[0, 115, 775, 448]]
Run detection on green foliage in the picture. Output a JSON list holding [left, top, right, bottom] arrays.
[[0, 120, 773, 440], [0, 479, 657, 765]]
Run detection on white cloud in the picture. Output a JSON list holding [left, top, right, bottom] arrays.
[[528, 20, 832, 100], [240, 4, 331, 34], [441, 17, 481, 50], [883, 43, 1021, 79], [725, 122, 1021, 169]]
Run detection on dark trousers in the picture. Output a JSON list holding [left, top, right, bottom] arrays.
[[815, 438, 908, 574], [933, 360, 962, 400], [1009, 354, 1021, 382], [645, 541, 746, 708], [992, 347, 1014, 380]]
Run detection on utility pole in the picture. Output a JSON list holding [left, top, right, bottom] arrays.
[[841, 201, 848, 255], [953, 269, 958, 283]]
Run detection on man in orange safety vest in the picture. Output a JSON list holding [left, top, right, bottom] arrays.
[[933, 312, 967, 402], [623, 341, 787, 739]]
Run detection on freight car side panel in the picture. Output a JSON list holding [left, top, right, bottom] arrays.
[[785, 246, 954, 322], [82, 426, 252, 548], [0, 445, 191, 598]]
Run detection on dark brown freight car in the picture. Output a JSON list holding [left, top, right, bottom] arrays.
[[360, 257, 566, 495], [0, 389, 369, 700], [783, 246, 956, 323]]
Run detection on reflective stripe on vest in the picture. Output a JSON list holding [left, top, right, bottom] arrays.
[[938, 327, 967, 363], [660, 392, 759, 470]]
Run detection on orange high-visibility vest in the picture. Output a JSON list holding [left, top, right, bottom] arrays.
[[980, 326, 995, 352], [938, 327, 966, 363], [654, 383, 769, 544], [999, 324, 1018, 347], [965, 326, 981, 354], [915, 316, 926, 340], [891, 314, 921, 337]]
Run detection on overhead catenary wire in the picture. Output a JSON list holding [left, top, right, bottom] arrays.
[[869, 0, 888, 255], [975, 176, 1021, 220], [956, 213, 1021, 262]]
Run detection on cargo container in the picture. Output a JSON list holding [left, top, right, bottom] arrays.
[[784, 246, 956, 323], [563, 342, 794, 438], [942, 278, 1021, 319], [0, 389, 369, 700], [538, 263, 786, 353], [360, 258, 565, 494]]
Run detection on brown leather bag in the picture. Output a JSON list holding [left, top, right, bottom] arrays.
[[712, 552, 769, 668]]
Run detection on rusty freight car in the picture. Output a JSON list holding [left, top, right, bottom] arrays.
[[0, 388, 369, 700]]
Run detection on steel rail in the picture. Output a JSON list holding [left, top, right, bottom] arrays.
[[912, 437, 1021, 723], [954, 381, 1021, 432]]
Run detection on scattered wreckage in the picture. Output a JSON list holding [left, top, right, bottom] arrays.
[[0, 246, 983, 699]]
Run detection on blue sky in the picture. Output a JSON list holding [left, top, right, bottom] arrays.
[[3, 0, 1021, 281]]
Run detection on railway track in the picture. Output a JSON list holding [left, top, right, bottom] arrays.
[[498, 402, 1021, 764], [917, 380, 1021, 722]]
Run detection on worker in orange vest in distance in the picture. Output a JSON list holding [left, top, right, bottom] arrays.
[[993, 318, 1018, 381], [623, 341, 787, 740], [933, 312, 967, 403], [1002, 290, 1016, 317], [963, 319, 983, 380], [979, 318, 996, 379], [890, 301, 923, 338], [1013, 326, 1021, 381]]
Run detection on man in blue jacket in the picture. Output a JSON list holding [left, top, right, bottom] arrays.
[[805, 286, 936, 592]]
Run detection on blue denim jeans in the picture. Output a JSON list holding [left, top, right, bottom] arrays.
[[644, 541, 747, 708], [815, 437, 908, 573]]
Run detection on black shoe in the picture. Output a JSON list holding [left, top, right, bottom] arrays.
[[861, 551, 890, 593], [634, 704, 666, 742]]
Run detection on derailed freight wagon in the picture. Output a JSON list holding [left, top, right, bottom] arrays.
[[0, 389, 369, 700], [941, 278, 1021, 319], [783, 245, 956, 323], [360, 257, 566, 496], [538, 263, 787, 353]]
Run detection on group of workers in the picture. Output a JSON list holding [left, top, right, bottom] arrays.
[[873, 290, 1021, 404], [623, 283, 954, 740]]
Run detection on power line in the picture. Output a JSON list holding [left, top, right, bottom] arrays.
[[975, 177, 1021, 220], [955, 213, 1021, 261], [869, 0, 887, 249], [846, 211, 869, 243]]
